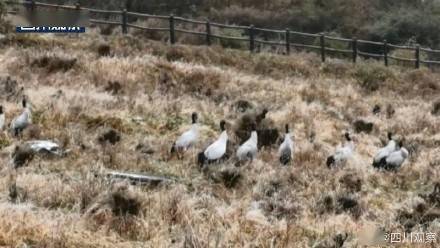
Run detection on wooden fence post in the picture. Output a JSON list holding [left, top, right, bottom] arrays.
[[320, 34, 325, 62], [383, 40, 388, 67], [285, 28, 290, 55], [415, 45, 420, 69], [169, 15, 175, 45], [121, 9, 128, 34], [249, 25, 255, 53], [29, 0, 36, 10], [352, 38, 357, 63], [206, 21, 211, 46]]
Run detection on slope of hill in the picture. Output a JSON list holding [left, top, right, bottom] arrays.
[[0, 30, 439, 247]]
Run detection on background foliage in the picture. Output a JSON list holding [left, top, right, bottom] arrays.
[[7, 0, 440, 51]]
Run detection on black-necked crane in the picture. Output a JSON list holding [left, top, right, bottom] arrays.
[[236, 122, 258, 161], [372, 132, 398, 169], [11, 98, 32, 137], [198, 120, 228, 167], [326, 132, 354, 168], [171, 112, 199, 159], [279, 124, 294, 165]]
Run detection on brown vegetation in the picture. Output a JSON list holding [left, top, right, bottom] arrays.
[[0, 30, 438, 247]]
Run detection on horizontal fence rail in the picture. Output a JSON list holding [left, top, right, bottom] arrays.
[[6, 0, 440, 69], [174, 17, 207, 25], [88, 9, 122, 14], [126, 12, 169, 19], [90, 19, 121, 26]]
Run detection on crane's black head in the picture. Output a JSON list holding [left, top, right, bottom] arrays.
[[398, 140, 404, 148], [220, 120, 226, 131], [0, 106, 3, 114], [191, 112, 198, 124], [256, 108, 269, 124], [344, 132, 351, 141], [387, 132, 393, 141], [285, 124, 289, 133], [250, 122, 257, 131], [261, 108, 269, 118], [326, 155, 335, 168], [22, 98, 27, 108]]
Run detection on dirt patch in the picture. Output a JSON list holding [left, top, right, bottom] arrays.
[[353, 120, 374, 134]]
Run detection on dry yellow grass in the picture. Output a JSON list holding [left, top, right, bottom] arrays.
[[0, 30, 439, 247]]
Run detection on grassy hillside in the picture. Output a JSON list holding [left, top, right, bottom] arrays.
[[0, 29, 439, 247]]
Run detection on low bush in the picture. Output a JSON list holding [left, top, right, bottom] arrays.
[[31, 55, 77, 73], [353, 63, 396, 92]]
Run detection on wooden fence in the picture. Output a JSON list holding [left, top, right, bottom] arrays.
[[6, 0, 440, 69]]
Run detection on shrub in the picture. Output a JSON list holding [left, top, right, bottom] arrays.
[[251, 53, 314, 79], [320, 59, 352, 77], [220, 168, 242, 188], [165, 45, 190, 62], [97, 43, 111, 57], [155, 60, 224, 99], [353, 63, 395, 92], [31, 55, 77, 73], [403, 68, 439, 97]]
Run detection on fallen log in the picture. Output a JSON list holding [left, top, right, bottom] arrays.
[[105, 171, 176, 186]]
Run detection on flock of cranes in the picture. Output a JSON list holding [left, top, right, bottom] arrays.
[[0, 98, 409, 171], [170, 113, 294, 167], [169, 110, 409, 170]]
